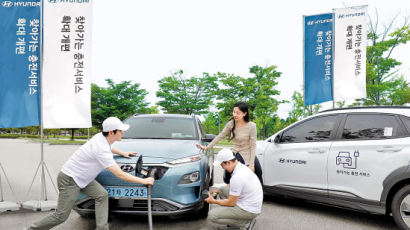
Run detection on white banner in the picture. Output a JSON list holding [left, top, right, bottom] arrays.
[[43, 0, 93, 128], [333, 6, 367, 101]]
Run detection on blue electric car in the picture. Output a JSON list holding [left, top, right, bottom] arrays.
[[74, 114, 215, 218]]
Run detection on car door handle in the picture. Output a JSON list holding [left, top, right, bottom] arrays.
[[376, 146, 403, 152], [308, 148, 326, 154]]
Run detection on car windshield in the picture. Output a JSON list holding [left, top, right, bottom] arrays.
[[122, 117, 198, 140]]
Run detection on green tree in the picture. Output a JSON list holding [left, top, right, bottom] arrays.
[[356, 18, 410, 105], [147, 105, 160, 114], [271, 115, 289, 135], [288, 91, 321, 124], [202, 112, 219, 135], [156, 70, 218, 114], [91, 79, 150, 128], [216, 65, 285, 138]]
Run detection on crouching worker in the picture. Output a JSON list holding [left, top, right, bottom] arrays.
[[26, 117, 155, 230], [205, 148, 263, 229]]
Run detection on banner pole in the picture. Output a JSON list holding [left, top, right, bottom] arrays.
[[332, 13, 334, 109], [38, 0, 49, 203], [40, 0, 47, 198], [22, 0, 57, 212], [40, 122, 47, 201], [302, 15, 306, 116]]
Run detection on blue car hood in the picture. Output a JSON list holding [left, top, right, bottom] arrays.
[[112, 139, 202, 164]]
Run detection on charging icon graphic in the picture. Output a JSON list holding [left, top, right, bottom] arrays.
[[336, 150, 360, 169]]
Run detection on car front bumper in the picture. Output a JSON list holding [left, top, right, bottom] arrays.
[[73, 196, 205, 216]]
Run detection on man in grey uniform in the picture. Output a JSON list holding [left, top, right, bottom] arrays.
[[205, 148, 263, 229], [26, 117, 154, 230]]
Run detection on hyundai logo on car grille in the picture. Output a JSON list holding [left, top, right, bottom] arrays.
[[2, 1, 12, 7], [120, 164, 135, 172]]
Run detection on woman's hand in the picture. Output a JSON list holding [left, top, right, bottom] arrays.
[[248, 165, 255, 172], [196, 143, 208, 151]]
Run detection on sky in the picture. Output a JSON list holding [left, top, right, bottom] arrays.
[[91, 0, 410, 118]]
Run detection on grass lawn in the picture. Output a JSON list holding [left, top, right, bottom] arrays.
[[24, 138, 86, 145]]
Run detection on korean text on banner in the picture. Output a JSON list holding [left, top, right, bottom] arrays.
[[0, 0, 41, 128], [333, 6, 367, 101], [43, 0, 93, 128], [304, 13, 334, 105]]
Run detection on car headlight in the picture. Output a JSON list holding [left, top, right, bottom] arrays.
[[179, 171, 200, 184], [167, 154, 201, 165]]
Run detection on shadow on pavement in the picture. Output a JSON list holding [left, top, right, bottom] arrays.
[[263, 194, 398, 229]]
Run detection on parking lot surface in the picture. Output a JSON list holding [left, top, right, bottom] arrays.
[[0, 139, 399, 229]]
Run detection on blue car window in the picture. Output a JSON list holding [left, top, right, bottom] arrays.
[[123, 117, 198, 140]]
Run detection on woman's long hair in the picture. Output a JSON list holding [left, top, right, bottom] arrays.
[[230, 102, 249, 140]]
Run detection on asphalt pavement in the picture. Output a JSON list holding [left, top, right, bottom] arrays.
[[0, 139, 399, 230]]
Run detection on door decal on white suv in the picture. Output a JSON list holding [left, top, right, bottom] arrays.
[[336, 150, 359, 169], [335, 150, 370, 177]]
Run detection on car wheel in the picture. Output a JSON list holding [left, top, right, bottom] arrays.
[[392, 185, 410, 230], [196, 201, 209, 219]]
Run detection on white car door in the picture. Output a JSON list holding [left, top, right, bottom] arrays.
[[263, 114, 341, 192], [328, 113, 410, 202]]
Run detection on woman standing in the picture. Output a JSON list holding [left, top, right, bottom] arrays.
[[197, 102, 262, 184]]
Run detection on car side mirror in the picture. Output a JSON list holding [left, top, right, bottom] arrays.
[[273, 134, 281, 143], [202, 134, 216, 142]]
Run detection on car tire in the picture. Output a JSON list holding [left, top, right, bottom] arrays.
[[196, 201, 209, 219], [392, 184, 410, 230]]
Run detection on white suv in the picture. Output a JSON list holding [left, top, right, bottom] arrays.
[[256, 107, 410, 229]]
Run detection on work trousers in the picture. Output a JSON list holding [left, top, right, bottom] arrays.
[[28, 172, 109, 230], [208, 185, 258, 228]]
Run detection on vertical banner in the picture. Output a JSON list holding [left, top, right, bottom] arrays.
[[304, 13, 334, 105], [0, 0, 41, 128], [43, 0, 92, 128], [333, 6, 367, 101]]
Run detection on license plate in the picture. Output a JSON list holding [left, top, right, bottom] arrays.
[[105, 187, 147, 199]]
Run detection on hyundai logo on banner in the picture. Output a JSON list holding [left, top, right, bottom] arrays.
[[1, 1, 12, 7], [306, 18, 333, 26], [2, 1, 40, 7], [47, 0, 90, 3]]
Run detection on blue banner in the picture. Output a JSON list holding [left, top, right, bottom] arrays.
[[0, 0, 41, 128], [304, 13, 334, 105]]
